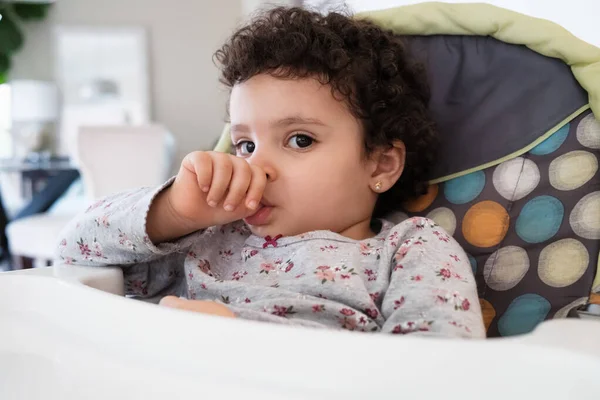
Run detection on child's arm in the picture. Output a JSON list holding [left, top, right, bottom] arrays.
[[380, 218, 486, 338], [55, 184, 198, 299]]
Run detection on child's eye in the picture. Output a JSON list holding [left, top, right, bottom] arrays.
[[235, 141, 255, 156], [287, 134, 314, 149]]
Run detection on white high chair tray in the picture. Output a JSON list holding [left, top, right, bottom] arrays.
[[2, 266, 600, 400]]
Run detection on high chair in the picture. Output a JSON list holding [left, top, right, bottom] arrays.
[[1, 3, 599, 398]]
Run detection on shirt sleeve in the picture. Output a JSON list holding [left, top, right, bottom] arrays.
[[54, 177, 202, 299], [380, 218, 486, 338]]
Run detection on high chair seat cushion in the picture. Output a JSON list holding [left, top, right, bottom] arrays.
[[396, 111, 600, 337], [210, 3, 600, 337]]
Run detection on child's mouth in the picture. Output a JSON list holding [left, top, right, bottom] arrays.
[[244, 203, 273, 226]]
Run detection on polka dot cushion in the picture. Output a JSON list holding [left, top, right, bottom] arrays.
[[393, 110, 600, 337]]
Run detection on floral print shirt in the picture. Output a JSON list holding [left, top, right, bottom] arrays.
[[56, 182, 485, 338]]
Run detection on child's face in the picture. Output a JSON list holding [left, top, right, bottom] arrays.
[[229, 73, 379, 239]]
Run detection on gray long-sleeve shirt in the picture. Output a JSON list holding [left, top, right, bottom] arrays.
[[56, 181, 485, 338]]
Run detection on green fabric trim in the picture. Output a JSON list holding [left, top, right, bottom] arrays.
[[429, 104, 591, 184], [357, 2, 600, 119], [214, 123, 232, 153]]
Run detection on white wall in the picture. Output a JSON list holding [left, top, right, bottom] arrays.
[[305, 0, 600, 47], [9, 0, 243, 167]]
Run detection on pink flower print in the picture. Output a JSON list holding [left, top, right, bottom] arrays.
[[59, 239, 67, 247], [317, 294, 329, 300], [312, 304, 325, 313], [320, 245, 338, 251], [340, 317, 358, 331], [200, 283, 207, 290], [438, 234, 450, 243], [411, 275, 423, 282], [369, 292, 380, 303], [219, 249, 234, 260], [274, 258, 283, 265], [94, 215, 110, 228], [260, 263, 275, 274], [436, 295, 450, 305], [413, 237, 426, 245], [452, 293, 471, 311], [188, 251, 197, 259], [392, 320, 433, 334], [340, 308, 356, 317], [242, 248, 259, 262], [393, 264, 404, 272], [341, 274, 350, 280], [388, 231, 399, 241], [315, 267, 335, 283], [461, 299, 471, 311], [335, 267, 341, 272], [91, 240, 104, 258], [364, 269, 377, 281], [244, 298, 252, 303], [284, 262, 294, 273], [365, 308, 378, 319], [85, 199, 105, 213], [394, 246, 410, 264], [449, 321, 472, 333], [437, 268, 452, 280], [61, 256, 76, 265], [197, 260, 213, 276], [271, 305, 296, 318], [295, 273, 306, 279], [188, 271, 194, 280], [77, 238, 91, 259], [126, 279, 148, 296], [232, 271, 248, 281], [450, 254, 461, 262], [410, 217, 426, 229], [359, 316, 367, 325], [117, 229, 136, 251], [394, 296, 405, 310]]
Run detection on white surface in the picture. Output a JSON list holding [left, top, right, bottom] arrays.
[[6, 214, 75, 259], [76, 125, 174, 199], [10, 80, 59, 122], [1, 266, 600, 399]]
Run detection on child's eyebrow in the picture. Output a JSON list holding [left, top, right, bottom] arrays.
[[272, 116, 328, 128], [230, 116, 328, 135]]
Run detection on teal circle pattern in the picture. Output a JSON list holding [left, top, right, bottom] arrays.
[[498, 294, 551, 336], [529, 124, 570, 155], [443, 170, 486, 205], [467, 254, 477, 275], [515, 196, 564, 243]]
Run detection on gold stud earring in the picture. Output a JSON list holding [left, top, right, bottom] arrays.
[[374, 181, 382, 191]]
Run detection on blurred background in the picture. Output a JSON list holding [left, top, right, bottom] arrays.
[[0, 0, 597, 270]]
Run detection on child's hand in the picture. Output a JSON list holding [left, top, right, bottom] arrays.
[[159, 296, 236, 318], [147, 151, 267, 243]]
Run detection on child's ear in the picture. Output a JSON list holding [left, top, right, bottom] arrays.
[[370, 140, 406, 193]]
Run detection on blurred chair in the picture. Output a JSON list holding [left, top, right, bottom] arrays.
[[6, 125, 175, 268]]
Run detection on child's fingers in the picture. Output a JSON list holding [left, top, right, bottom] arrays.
[[245, 165, 268, 210], [186, 152, 212, 193], [206, 153, 233, 207], [222, 158, 251, 212], [159, 296, 236, 318]]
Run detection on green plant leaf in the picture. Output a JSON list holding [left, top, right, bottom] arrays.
[[0, 53, 10, 75], [12, 3, 51, 20], [0, 10, 24, 53], [0, 72, 6, 85]]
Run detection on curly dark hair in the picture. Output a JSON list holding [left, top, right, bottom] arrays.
[[214, 7, 438, 218]]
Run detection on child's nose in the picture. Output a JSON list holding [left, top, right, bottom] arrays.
[[247, 152, 277, 182]]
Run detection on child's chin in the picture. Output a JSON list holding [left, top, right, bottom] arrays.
[[247, 223, 287, 238]]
